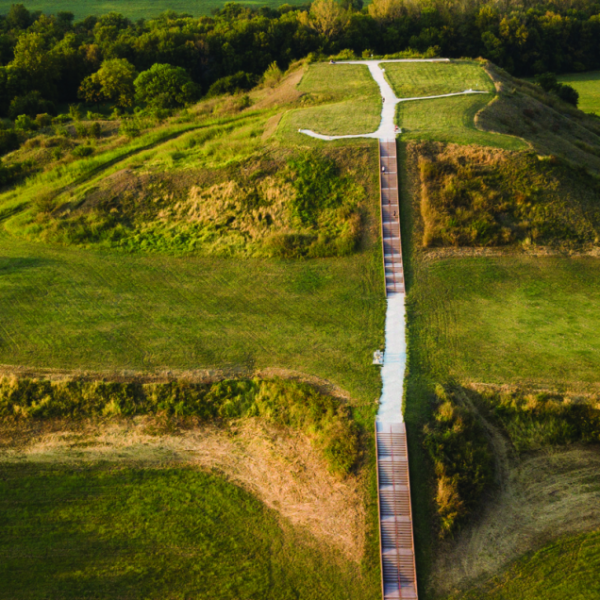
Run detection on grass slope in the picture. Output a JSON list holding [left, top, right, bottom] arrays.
[[0, 0, 303, 20], [407, 255, 600, 388], [0, 463, 379, 600], [449, 530, 600, 600], [0, 236, 384, 403], [280, 63, 381, 140], [558, 71, 600, 115], [382, 61, 524, 149]]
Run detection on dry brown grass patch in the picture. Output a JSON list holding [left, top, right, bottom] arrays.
[[0, 416, 369, 562]]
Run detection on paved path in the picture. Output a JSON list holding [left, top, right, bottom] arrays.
[[298, 59, 489, 141]]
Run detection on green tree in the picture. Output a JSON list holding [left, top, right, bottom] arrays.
[[134, 63, 198, 108], [79, 58, 137, 108], [6, 4, 31, 30]]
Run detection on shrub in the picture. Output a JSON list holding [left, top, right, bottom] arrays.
[[0, 130, 19, 155], [423, 384, 493, 536], [72, 145, 94, 157], [14, 114, 35, 131], [477, 388, 600, 452], [207, 71, 257, 97], [74, 122, 89, 137], [8, 92, 55, 119], [262, 61, 284, 87], [35, 113, 52, 128], [89, 122, 102, 138], [134, 63, 199, 108], [119, 119, 141, 138]]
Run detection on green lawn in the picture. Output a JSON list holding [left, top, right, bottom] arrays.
[[0, 234, 385, 403], [0, 463, 379, 600], [280, 63, 381, 139], [381, 61, 525, 149], [384, 61, 494, 99], [406, 255, 600, 388], [0, 0, 303, 20], [396, 94, 526, 149], [448, 530, 600, 600], [558, 71, 600, 115]]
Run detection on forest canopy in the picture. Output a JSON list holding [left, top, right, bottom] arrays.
[[0, 0, 598, 118]]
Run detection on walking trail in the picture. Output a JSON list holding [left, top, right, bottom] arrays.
[[299, 59, 489, 600], [300, 59, 488, 422]]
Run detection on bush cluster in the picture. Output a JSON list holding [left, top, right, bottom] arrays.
[[477, 388, 600, 453], [0, 377, 359, 476], [423, 384, 493, 537]]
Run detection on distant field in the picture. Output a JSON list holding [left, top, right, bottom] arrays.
[[281, 63, 381, 140], [0, 464, 378, 600], [449, 530, 600, 600], [0, 0, 303, 19], [558, 71, 600, 115], [0, 235, 384, 403], [384, 61, 494, 99], [408, 255, 600, 390]]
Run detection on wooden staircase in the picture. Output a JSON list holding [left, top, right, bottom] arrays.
[[376, 422, 418, 600], [379, 140, 404, 296]]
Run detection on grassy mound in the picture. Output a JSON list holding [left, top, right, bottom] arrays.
[[479, 62, 600, 173], [1, 105, 376, 258], [448, 530, 600, 600], [409, 141, 600, 249], [0, 463, 379, 600], [0, 377, 361, 476]]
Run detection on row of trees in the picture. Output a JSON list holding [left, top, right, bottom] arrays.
[[0, 0, 599, 118]]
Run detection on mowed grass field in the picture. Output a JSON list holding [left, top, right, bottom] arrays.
[[384, 61, 494, 98], [0, 0, 303, 19], [448, 530, 600, 600], [0, 234, 385, 403], [384, 61, 526, 149], [558, 71, 600, 115], [0, 463, 379, 600], [280, 64, 381, 140], [407, 256, 600, 388]]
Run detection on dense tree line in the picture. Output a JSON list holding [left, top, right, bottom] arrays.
[[0, 0, 599, 118]]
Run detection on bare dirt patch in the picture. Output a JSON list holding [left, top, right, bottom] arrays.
[[0, 416, 368, 562]]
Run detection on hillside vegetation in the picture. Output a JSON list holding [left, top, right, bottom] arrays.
[[400, 62, 600, 252]]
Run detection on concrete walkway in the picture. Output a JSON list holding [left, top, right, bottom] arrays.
[[299, 59, 489, 142]]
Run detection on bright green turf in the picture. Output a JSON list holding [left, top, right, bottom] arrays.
[[447, 530, 600, 600], [280, 63, 381, 140], [558, 71, 600, 115], [406, 255, 600, 388], [0, 463, 379, 600], [0, 0, 304, 20], [0, 234, 385, 403], [384, 61, 494, 99], [382, 61, 525, 149], [396, 94, 526, 149]]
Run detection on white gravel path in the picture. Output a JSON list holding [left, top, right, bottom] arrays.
[[298, 59, 487, 422]]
